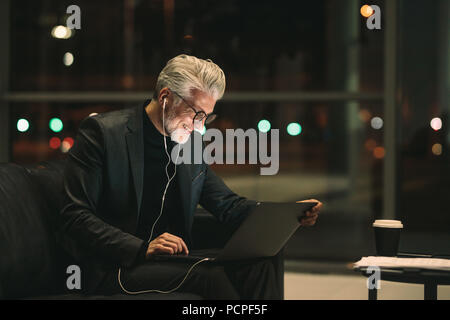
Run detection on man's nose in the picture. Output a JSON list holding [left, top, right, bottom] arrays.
[[193, 119, 204, 131]]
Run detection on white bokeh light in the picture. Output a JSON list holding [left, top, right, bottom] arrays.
[[430, 117, 442, 131], [63, 52, 74, 66], [17, 118, 30, 132], [51, 25, 72, 39], [370, 117, 383, 130]]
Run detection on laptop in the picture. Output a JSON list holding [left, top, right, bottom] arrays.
[[150, 201, 317, 263]]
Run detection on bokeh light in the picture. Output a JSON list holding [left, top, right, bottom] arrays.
[[359, 109, 371, 122], [287, 123, 302, 136], [61, 141, 71, 153], [432, 143, 442, 156], [61, 137, 74, 153], [364, 139, 377, 152], [51, 25, 72, 39], [49, 118, 63, 132], [360, 5, 374, 18], [122, 75, 134, 88], [257, 119, 271, 133], [430, 117, 442, 131], [370, 117, 383, 130], [63, 52, 74, 66], [373, 146, 385, 159], [49, 137, 61, 149], [17, 118, 30, 132], [63, 137, 74, 148]]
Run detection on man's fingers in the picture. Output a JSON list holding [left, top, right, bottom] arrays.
[[161, 233, 189, 254], [308, 201, 321, 212], [181, 239, 189, 255], [161, 233, 182, 253], [154, 243, 174, 255], [300, 213, 318, 226], [309, 212, 319, 219], [299, 211, 315, 220], [162, 236, 182, 253], [313, 201, 323, 211], [304, 209, 318, 217], [171, 234, 189, 254], [297, 199, 323, 215], [161, 239, 181, 253]]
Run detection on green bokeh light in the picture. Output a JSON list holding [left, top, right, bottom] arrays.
[[49, 118, 63, 133], [287, 122, 302, 136], [257, 119, 271, 133]]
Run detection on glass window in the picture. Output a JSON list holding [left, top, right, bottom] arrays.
[[209, 101, 384, 260], [11, 102, 126, 163], [397, 0, 450, 239], [10, 0, 384, 93]]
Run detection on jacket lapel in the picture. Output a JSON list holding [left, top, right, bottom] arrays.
[[125, 105, 144, 220], [177, 161, 192, 237]]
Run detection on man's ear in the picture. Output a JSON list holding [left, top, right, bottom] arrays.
[[158, 87, 170, 108], [159, 95, 168, 109]]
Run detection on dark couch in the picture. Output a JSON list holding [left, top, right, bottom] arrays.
[[0, 160, 284, 299]]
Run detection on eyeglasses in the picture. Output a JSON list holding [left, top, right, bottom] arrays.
[[171, 90, 217, 125]]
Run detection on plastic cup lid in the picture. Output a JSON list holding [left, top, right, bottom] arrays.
[[373, 219, 403, 228]]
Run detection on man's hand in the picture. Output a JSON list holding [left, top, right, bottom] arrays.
[[145, 232, 189, 259], [296, 199, 323, 227]]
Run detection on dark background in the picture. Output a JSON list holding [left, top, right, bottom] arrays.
[[1, 0, 449, 267]]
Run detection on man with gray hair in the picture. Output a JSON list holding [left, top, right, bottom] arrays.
[[59, 54, 322, 299]]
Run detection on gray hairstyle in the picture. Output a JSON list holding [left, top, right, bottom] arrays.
[[153, 54, 226, 104]]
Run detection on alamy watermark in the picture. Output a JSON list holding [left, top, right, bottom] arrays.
[[66, 5, 81, 30], [366, 266, 381, 290], [171, 128, 279, 176], [66, 265, 81, 290], [362, 4, 381, 30]]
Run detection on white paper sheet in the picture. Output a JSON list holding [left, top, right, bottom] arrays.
[[353, 256, 450, 271]]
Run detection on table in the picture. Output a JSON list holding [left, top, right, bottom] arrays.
[[354, 253, 450, 300]]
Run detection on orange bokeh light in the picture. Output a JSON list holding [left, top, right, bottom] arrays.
[[359, 109, 372, 122], [360, 5, 374, 18], [373, 146, 385, 159], [432, 143, 442, 156]]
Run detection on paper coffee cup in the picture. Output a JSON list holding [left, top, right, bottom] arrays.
[[373, 220, 403, 256]]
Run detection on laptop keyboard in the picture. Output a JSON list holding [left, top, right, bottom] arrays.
[[151, 249, 220, 261]]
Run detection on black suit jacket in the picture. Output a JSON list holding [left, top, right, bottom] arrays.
[[58, 103, 257, 293]]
